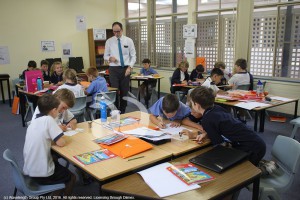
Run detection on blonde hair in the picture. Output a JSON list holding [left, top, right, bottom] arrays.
[[63, 69, 77, 84], [178, 61, 189, 69], [86, 67, 98, 78], [50, 61, 62, 76]]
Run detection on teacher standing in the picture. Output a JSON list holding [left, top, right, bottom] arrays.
[[104, 22, 136, 114]]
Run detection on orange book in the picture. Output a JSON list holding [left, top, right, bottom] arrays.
[[269, 116, 287, 123], [99, 136, 153, 158], [11, 96, 20, 115], [80, 81, 91, 88]]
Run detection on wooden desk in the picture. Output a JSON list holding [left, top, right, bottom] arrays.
[[51, 120, 172, 192], [94, 111, 211, 158], [130, 76, 164, 108], [102, 148, 261, 200], [215, 96, 299, 132]]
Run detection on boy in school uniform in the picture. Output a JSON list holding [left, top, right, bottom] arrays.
[[190, 64, 204, 82], [40, 60, 50, 81], [149, 93, 190, 129], [20, 60, 37, 80], [84, 67, 108, 105], [23, 94, 76, 195], [138, 58, 159, 102], [189, 86, 266, 165], [214, 61, 230, 85], [228, 58, 254, 90], [32, 88, 77, 132], [201, 67, 226, 95]]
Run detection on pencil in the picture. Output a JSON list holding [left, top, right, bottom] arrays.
[[127, 156, 145, 161]]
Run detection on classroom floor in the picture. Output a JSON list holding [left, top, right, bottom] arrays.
[[0, 92, 299, 199]]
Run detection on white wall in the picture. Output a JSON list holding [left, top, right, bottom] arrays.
[[0, 0, 117, 92]]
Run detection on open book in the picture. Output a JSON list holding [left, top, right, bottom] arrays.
[[167, 163, 215, 185], [73, 149, 116, 165]]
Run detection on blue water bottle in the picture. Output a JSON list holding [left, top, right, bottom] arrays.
[[36, 77, 43, 91], [256, 80, 263, 97], [100, 96, 107, 123]]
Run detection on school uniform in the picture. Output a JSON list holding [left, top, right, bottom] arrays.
[[86, 76, 108, 104], [201, 77, 220, 94], [56, 83, 85, 98], [42, 71, 50, 81], [23, 115, 71, 184], [139, 67, 158, 100], [32, 106, 75, 125], [20, 69, 29, 80], [149, 97, 191, 121], [201, 105, 266, 165], [228, 71, 254, 90], [50, 72, 63, 85], [170, 68, 190, 94], [190, 69, 203, 81]]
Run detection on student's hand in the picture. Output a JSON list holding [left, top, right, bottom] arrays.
[[59, 124, 68, 132], [57, 81, 63, 86], [170, 121, 181, 127], [125, 67, 132, 77], [181, 80, 187, 85], [67, 119, 77, 130], [195, 130, 207, 143], [157, 116, 166, 129], [109, 56, 118, 63]]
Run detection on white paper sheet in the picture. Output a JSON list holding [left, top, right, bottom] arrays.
[[138, 162, 200, 198], [235, 102, 270, 110], [270, 96, 292, 102], [64, 128, 84, 136], [160, 124, 191, 135], [122, 127, 165, 137]]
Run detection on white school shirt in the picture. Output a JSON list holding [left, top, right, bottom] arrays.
[[201, 77, 220, 93], [104, 35, 136, 67], [55, 83, 85, 98], [228, 73, 250, 86], [23, 115, 63, 177], [32, 106, 74, 125]]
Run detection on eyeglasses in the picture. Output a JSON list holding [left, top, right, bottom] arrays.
[[113, 30, 121, 33]]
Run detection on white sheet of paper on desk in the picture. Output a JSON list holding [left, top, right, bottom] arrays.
[[160, 124, 191, 135], [64, 128, 84, 136], [133, 75, 153, 79], [270, 96, 292, 102], [138, 162, 200, 198], [235, 102, 270, 110], [122, 127, 165, 137]]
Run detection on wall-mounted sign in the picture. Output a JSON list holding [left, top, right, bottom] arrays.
[[93, 29, 106, 40], [183, 24, 197, 38]]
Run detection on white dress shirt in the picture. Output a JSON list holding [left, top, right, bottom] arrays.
[[104, 35, 136, 68]]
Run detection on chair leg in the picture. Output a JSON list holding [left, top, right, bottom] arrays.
[[13, 187, 17, 196], [24, 106, 29, 122], [259, 187, 281, 200]]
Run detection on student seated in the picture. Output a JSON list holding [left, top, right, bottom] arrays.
[[23, 94, 76, 196], [201, 68, 227, 95], [20, 60, 37, 80], [149, 93, 190, 129], [138, 58, 159, 102], [189, 86, 266, 165], [32, 88, 77, 132], [228, 58, 253, 90], [56, 69, 84, 97], [40, 60, 50, 81], [50, 61, 64, 86], [190, 64, 204, 82], [214, 61, 230, 85], [84, 67, 108, 105], [170, 61, 190, 94]]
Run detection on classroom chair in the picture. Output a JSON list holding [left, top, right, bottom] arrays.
[[3, 149, 65, 196], [248, 135, 300, 200], [89, 91, 117, 120], [290, 117, 300, 138], [24, 95, 34, 123], [69, 96, 87, 123], [236, 84, 251, 90], [169, 77, 186, 103]]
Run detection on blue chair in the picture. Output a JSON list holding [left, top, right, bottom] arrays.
[[3, 149, 65, 196], [290, 117, 300, 138], [69, 96, 87, 123]]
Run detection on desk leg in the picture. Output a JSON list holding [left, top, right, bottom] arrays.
[[145, 81, 149, 108], [252, 176, 260, 200], [0, 81, 4, 103], [254, 111, 258, 132], [294, 100, 298, 118], [158, 79, 161, 99], [7, 79, 12, 107], [259, 110, 265, 132], [19, 92, 26, 127], [137, 80, 141, 101]]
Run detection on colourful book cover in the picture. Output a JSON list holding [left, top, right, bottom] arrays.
[[167, 163, 215, 185], [93, 133, 128, 145], [73, 149, 116, 165]]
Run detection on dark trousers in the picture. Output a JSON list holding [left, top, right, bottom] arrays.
[[109, 66, 130, 114]]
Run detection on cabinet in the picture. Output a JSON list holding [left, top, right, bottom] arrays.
[[88, 28, 113, 69]]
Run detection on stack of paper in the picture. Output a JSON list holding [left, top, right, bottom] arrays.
[[122, 127, 171, 141]]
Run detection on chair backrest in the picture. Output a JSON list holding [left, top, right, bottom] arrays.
[[69, 96, 87, 112], [236, 84, 250, 90], [272, 135, 300, 174], [3, 149, 29, 195], [94, 91, 117, 109]]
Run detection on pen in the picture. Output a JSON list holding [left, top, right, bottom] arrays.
[[127, 156, 145, 161]]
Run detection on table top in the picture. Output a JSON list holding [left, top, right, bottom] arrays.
[[102, 148, 261, 200], [130, 75, 164, 80]]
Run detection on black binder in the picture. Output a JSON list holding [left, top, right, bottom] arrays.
[[189, 145, 248, 173]]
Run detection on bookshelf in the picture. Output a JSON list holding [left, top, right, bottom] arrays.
[[87, 28, 113, 69]]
